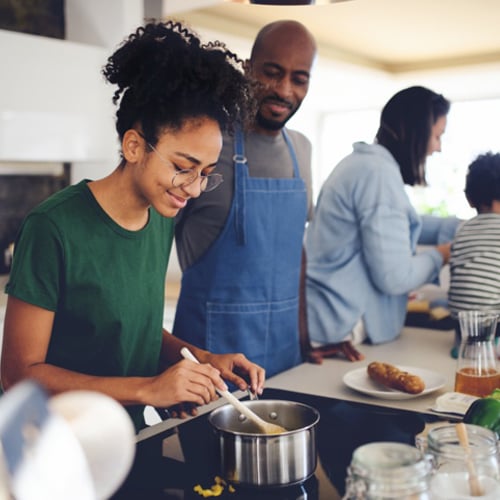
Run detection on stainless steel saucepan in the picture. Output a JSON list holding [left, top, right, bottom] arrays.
[[208, 399, 320, 487]]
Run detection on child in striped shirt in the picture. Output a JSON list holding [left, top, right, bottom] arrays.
[[448, 152, 500, 357]]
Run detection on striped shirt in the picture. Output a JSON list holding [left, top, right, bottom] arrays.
[[448, 213, 500, 317]]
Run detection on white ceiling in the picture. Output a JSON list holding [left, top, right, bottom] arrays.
[[164, 0, 500, 73]]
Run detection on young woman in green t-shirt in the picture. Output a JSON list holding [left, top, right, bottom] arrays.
[[1, 21, 264, 431]]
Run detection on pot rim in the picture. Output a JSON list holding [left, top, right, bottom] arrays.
[[208, 399, 320, 437]]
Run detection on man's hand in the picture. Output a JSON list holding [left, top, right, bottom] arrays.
[[305, 341, 364, 364]]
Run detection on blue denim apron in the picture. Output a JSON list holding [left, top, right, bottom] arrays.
[[173, 129, 307, 376]]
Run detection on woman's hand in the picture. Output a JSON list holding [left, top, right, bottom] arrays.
[[148, 358, 226, 410], [201, 352, 266, 397], [158, 353, 265, 418], [436, 242, 451, 264]]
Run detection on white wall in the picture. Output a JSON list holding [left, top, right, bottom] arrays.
[[0, 30, 116, 168], [0, 0, 148, 180], [65, 0, 144, 49]]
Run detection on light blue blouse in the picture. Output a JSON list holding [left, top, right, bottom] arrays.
[[305, 142, 459, 344]]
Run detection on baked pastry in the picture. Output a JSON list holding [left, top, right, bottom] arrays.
[[367, 361, 425, 394]]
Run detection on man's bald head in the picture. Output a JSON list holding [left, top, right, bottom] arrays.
[[250, 20, 316, 63]]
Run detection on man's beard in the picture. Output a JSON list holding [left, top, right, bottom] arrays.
[[255, 106, 298, 132]]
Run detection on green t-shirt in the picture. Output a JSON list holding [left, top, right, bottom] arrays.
[[6, 180, 174, 431]]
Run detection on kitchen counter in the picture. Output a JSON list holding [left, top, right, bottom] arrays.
[[137, 326, 456, 442]]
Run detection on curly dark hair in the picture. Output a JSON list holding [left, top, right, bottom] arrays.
[[375, 86, 450, 186], [465, 151, 500, 210], [102, 20, 255, 149]]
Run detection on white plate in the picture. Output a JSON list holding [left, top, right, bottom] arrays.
[[342, 365, 446, 400]]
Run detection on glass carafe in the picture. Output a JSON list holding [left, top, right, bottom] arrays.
[[454, 310, 500, 397]]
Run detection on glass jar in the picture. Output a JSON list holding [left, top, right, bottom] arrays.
[[426, 423, 500, 499], [343, 442, 433, 499]]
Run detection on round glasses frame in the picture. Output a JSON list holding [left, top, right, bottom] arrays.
[[145, 139, 223, 193]]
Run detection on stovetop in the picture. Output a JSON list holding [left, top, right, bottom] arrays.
[[112, 388, 446, 499]]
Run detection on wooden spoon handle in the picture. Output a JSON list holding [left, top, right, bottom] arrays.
[[179, 347, 269, 430], [456, 422, 484, 497]]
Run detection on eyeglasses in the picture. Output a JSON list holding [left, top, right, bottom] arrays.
[[146, 141, 223, 193]]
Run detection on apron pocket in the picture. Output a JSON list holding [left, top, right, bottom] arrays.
[[206, 298, 300, 375]]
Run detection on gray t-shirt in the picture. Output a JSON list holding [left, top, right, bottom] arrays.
[[175, 128, 313, 270]]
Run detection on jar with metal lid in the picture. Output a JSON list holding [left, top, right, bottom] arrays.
[[425, 423, 500, 499], [343, 442, 433, 499]]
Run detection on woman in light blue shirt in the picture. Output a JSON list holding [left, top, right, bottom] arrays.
[[305, 86, 459, 346]]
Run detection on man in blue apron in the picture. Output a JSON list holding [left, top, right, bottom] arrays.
[[173, 21, 317, 377]]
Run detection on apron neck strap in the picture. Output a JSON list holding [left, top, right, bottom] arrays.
[[231, 127, 300, 246], [281, 128, 300, 178], [233, 127, 247, 245]]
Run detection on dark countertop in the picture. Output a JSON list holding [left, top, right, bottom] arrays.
[[113, 388, 447, 499]]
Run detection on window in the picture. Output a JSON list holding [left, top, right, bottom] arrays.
[[411, 99, 500, 219]]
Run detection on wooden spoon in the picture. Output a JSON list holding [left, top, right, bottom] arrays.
[[455, 422, 484, 496], [180, 347, 286, 435]]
